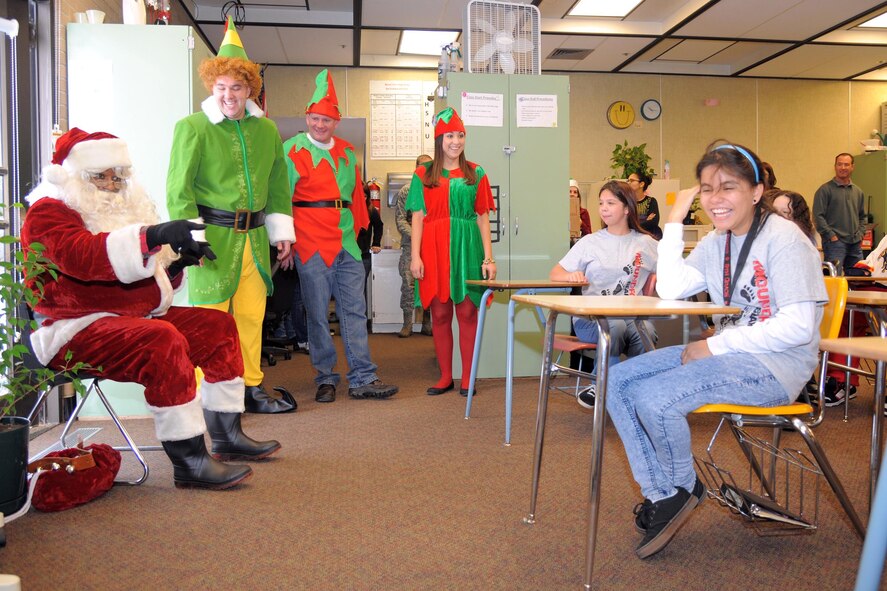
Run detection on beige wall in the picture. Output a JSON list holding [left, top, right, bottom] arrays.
[[51, 7, 887, 228], [266, 66, 886, 230]]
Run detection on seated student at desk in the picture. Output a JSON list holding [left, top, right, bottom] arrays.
[[549, 179, 658, 408], [604, 142, 827, 559]]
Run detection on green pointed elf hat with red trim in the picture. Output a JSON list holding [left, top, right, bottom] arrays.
[[306, 69, 341, 121], [218, 16, 249, 60], [434, 107, 465, 137]]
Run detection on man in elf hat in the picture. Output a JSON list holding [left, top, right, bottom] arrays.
[[167, 17, 296, 414], [22, 128, 281, 490], [282, 69, 398, 403], [569, 179, 592, 238]]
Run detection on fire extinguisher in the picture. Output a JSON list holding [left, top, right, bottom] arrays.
[[367, 178, 382, 210]]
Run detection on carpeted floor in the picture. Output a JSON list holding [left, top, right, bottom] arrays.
[[1, 332, 884, 590]]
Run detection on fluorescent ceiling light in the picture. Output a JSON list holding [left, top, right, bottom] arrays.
[[398, 30, 459, 56], [858, 13, 887, 28], [568, 0, 643, 18]]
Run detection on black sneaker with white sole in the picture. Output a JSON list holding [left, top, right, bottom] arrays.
[[577, 384, 596, 409], [635, 486, 701, 559], [634, 477, 705, 534], [822, 376, 857, 407]]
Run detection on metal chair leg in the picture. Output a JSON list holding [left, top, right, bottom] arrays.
[[791, 417, 866, 538], [61, 380, 158, 486]]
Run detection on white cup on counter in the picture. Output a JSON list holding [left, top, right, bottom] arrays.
[[85, 9, 105, 24]]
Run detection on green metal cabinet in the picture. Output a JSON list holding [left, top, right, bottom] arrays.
[[854, 151, 887, 244], [444, 73, 570, 379]]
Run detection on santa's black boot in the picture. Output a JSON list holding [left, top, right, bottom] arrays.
[[161, 435, 252, 490], [203, 410, 281, 461]]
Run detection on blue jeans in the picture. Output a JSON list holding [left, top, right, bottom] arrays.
[[296, 250, 378, 388], [604, 346, 789, 502], [821, 239, 862, 272], [572, 317, 656, 367]]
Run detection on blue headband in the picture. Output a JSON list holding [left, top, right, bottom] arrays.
[[712, 144, 760, 184]]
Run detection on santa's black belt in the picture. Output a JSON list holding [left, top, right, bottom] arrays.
[[293, 200, 350, 209], [196, 205, 266, 233]]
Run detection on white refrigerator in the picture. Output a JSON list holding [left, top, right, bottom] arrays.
[[66, 24, 212, 416]]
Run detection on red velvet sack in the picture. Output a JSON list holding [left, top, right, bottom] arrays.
[[27, 443, 121, 512]]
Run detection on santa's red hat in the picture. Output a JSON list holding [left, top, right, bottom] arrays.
[[44, 127, 132, 186]]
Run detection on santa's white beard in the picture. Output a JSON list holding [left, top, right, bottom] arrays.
[[61, 177, 176, 267], [62, 177, 160, 232]]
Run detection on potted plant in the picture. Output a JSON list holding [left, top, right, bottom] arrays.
[[0, 223, 86, 516], [610, 140, 656, 180]]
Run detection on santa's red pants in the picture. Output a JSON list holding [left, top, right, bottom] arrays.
[[49, 306, 244, 408]]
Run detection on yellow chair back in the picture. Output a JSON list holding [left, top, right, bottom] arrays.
[[820, 276, 848, 340]]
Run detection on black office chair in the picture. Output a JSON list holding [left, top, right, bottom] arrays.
[[261, 259, 295, 366]]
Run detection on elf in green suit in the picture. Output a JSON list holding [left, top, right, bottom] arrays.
[[167, 17, 296, 414]]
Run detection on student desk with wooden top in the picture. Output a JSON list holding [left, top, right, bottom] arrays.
[[511, 293, 739, 590]]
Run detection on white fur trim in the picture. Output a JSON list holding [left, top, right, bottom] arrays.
[[107, 224, 157, 284], [25, 178, 63, 205], [200, 377, 246, 413], [201, 96, 264, 125], [44, 164, 68, 186], [62, 138, 131, 173], [265, 212, 295, 244], [148, 394, 206, 442], [148, 264, 175, 317], [30, 313, 115, 365]]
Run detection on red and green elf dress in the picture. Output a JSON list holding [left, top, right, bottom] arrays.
[[406, 161, 495, 308]]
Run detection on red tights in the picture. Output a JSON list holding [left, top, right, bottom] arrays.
[[429, 297, 478, 389]]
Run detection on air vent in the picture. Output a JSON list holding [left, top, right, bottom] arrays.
[[547, 48, 593, 60]]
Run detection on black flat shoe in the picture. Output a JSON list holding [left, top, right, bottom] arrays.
[[426, 381, 455, 396], [459, 388, 475, 397]]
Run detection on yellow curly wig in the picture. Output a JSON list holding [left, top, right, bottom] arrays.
[[198, 57, 262, 99]]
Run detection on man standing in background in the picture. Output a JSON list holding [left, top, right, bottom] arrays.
[[395, 154, 433, 338], [167, 17, 296, 414], [813, 153, 866, 271], [283, 69, 398, 404]]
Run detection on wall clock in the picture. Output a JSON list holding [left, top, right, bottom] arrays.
[[641, 99, 662, 121], [606, 101, 635, 129]]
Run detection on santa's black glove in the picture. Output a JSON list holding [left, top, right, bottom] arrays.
[[167, 252, 203, 278], [145, 220, 205, 253]]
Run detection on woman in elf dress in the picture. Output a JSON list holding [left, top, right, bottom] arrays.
[[408, 108, 496, 396]]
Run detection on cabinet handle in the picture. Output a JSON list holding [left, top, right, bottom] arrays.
[[514, 217, 519, 236]]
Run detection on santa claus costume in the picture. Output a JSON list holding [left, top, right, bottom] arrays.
[[21, 127, 281, 490]]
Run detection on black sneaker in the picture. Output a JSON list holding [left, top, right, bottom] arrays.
[[577, 384, 596, 409], [633, 499, 653, 534], [635, 488, 699, 559], [348, 379, 398, 399], [823, 377, 857, 407], [635, 477, 704, 534]]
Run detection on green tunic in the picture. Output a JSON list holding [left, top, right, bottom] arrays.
[[167, 99, 292, 304]]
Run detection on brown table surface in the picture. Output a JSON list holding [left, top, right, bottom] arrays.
[[847, 291, 887, 306], [821, 336, 887, 360], [465, 279, 586, 289], [511, 294, 739, 316]]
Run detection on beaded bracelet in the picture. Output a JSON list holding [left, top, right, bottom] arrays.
[[483, 258, 496, 264]]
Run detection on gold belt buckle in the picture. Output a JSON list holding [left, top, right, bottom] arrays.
[[233, 208, 251, 233], [334, 199, 343, 209]]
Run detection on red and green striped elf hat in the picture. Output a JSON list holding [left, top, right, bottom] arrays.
[[305, 69, 341, 121], [433, 107, 465, 137]]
